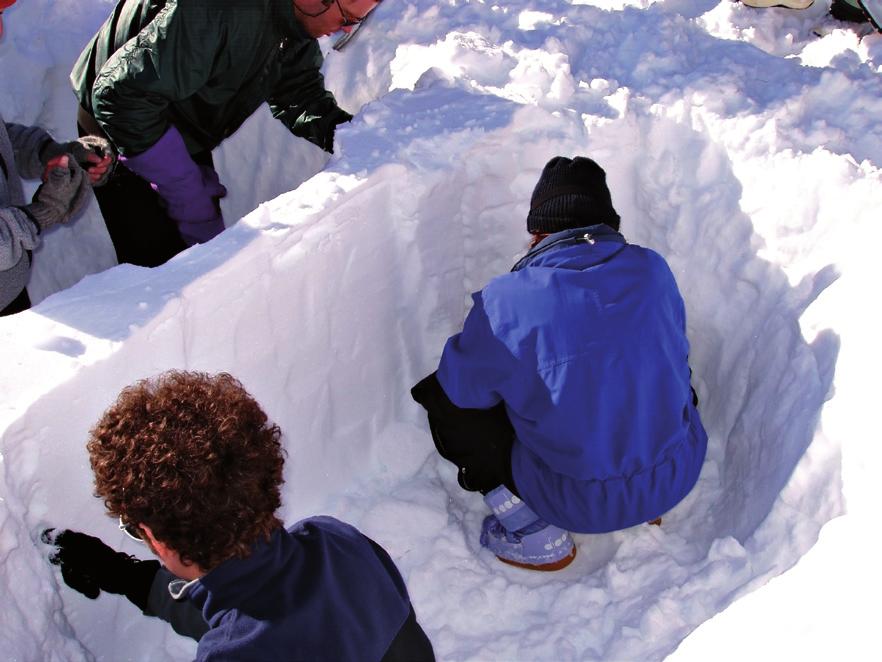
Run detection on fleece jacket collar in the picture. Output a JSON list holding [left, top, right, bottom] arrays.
[[511, 224, 626, 272]]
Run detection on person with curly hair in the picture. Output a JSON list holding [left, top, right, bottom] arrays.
[[42, 370, 434, 661]]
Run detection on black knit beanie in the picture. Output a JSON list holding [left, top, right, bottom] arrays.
[[526, 156, 621, 234]]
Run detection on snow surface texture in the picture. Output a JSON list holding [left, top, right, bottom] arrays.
[[0, 0, 878, 660]]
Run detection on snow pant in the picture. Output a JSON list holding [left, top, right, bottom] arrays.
[[411, 372, 519, 496], [77, 117, 213, 268], [0, 284, 30, 316]]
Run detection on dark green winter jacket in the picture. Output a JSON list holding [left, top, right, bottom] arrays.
[[71, 0, 340, 156]]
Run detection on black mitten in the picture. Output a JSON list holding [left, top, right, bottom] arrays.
[[42, 528, 160, 611], [322, 106, 354, 152], [293, 98, 353, 153], [413, 372, 517, 494]]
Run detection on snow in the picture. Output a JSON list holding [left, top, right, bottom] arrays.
[[0, 0, 879, 660]]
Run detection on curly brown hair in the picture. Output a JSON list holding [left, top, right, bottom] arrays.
[[87, 371, 284, 571]]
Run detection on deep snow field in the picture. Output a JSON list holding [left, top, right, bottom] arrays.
[[1, 0, 880, 660]]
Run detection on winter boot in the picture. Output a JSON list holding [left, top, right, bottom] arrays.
[[480, 486, 576, 571], [739, 0, 814, 9]]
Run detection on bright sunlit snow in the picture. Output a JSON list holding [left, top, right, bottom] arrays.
[[1, 0, 879, 660]]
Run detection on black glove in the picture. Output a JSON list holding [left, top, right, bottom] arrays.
[[294, 99, 353, 153], [41, 528, 160, 612], [830, 0, 870, 23], [22, 159, 89, 231], [412, 372, 516, 493], [42, 135, 116, 186]]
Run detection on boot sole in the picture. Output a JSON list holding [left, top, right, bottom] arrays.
[[740, 0, 813, 7], [495, 545, 577, 572]]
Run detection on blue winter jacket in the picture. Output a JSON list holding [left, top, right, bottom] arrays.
[[437, 225, 708, 533], [187, 517, 412, 661]]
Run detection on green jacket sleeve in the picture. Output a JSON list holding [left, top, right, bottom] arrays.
[[91, 2, 219, 156], [266, 37, 341, 143]]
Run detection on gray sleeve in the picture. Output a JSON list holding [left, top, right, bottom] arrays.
[[145, 567, 210, 641], [4, 123, 52, 180], [0, 206, 39, 271]]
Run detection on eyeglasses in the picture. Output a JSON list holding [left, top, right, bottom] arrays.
[[119, 515, 145, 543], [334, 0, 366, 28], [294, 0, 369, 28]]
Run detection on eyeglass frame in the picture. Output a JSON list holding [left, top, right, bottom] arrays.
[[293, 0, 368, 28], [119, 515, 145, 543]]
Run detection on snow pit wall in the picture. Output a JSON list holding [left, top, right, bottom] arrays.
[[0, 85, 838, 660]]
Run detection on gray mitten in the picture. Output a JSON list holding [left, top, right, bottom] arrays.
[[23, 159, 88, 231], [42, 135, 116, 186]]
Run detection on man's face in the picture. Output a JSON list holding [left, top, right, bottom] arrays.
[[294, 0, 380, 38]]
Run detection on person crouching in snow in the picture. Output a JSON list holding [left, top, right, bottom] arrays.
[[42, 371, 434, 662], [412, 156, 708, 571]]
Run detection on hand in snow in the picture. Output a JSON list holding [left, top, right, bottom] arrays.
[[294, 100, 353, 153], [320, 107, 354, 153], [41, 528, 159, 611]]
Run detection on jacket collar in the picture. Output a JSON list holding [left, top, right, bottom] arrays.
[[185, 528, 288, 612], [511, 224, 626, 272]]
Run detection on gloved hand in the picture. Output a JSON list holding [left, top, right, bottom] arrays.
[[42, 135, 116, 187], [22, 156, 90, 231], [172, 165, 227, 245], [41, 528, 160, 611], [294, 100, 353, 153], [122, 126, 225, 246], [412, 372, 516, 493], [198, 164, 227, 202]]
